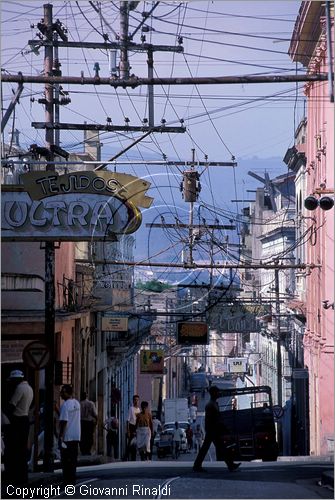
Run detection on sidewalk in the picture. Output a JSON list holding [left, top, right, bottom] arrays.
[[320, 469, 334, 489]]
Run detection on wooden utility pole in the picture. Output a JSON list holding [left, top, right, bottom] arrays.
[[145, 150, 236, 266], [43, 2, 55, 473], [2, 73, 328, 86], [119, 1, 130, 79], [274, 267, 282, 408], [274, 265, 283, 453]]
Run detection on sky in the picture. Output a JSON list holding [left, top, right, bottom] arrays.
[[1, 0, 305, 266]]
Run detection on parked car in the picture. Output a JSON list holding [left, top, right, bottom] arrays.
[[154, 422, 188, 458]]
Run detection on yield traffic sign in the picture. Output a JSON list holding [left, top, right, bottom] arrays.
[[272, 404, 284, 419], [22, 341, 50, 370]]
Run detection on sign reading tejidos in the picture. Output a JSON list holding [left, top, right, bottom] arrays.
[[2, 171, 153, 241]]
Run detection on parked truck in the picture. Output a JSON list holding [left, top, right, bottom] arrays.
[[163, 398, 189, 424]]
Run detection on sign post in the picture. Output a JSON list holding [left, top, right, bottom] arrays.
[[22, 341, 50, 472]]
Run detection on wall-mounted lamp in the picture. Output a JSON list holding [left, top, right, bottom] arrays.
[[304, 195, 334, 211]]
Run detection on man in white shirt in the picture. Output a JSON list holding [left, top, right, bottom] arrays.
[[172, 422, 184, 459], [59, 385, 81, 486], [6, 369, 33, 484], [126, 394, 140, 460]]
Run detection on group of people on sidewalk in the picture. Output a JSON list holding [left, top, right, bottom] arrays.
[[1, 371, 100, 487], [2, 377, 239, 486]]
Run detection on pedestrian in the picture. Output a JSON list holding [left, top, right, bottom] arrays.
[[79, 391, 97, 455], [193, 385, 241, 472], [5, 369, 33, 484], [172, 421, 184, 459], [58, 385, 81, 486], [125, 394, 140, 461], [104, 415, 119, 460], [185, 423, 193, 452], [1, 410, 11, 478], [189, 404, 197, 422], [194, 424, 204, 453], [136, 401, 153, 461], [151, 413, 162, 456], [152, 414, 162, 439], [27, 401, 61, 472]]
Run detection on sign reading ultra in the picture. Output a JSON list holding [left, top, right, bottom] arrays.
[[1, 171, 153, 241]]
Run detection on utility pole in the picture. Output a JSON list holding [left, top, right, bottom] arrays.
[[274, 267, 282, 407], [43, 2, 55, 473], [274, 265, 283, 453], [145, 150, 236, 266], [3, 73, 328, 86], [147, 47, 154, 127], [119, 2, 130, 79], [185, 149, 197, 265]]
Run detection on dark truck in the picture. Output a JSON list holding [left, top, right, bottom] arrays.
[[216, 385, 279, 462]]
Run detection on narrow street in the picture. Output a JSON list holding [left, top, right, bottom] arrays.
[[1, 2, 334, 499], [3, 460, 333, 500]]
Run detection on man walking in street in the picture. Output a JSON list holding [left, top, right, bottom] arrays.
[[193, 385, 241, 472], [59, 385, 81, 486], [79, 392, 97, 455], [5, 370, 33, 484]]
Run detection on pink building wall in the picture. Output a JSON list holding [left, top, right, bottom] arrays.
[[290, 2, 334, 455]]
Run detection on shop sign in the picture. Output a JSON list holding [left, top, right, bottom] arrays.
[[102, 316, 128, 332], [140, 349, 164, 374], [214, 304, 270, 333], [177, 321, 208, 345], [227, 357, 248, 373], [2, 171, 153, 241]]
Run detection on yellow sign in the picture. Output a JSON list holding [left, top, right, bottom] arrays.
[[140, 350, 164, 374], [21, 171, 153, 207]]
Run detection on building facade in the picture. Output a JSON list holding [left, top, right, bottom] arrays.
[[289, 0, 334, 456]]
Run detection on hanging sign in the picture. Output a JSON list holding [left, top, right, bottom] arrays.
[[140, 350, 164, 374], [177, 321, 208, 345], [227, 357, 248, 373], [102, 316, 129, 332], [1, 171, 153, 241]]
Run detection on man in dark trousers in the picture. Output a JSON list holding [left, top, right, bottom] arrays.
[[193, 385, 241, 472], [5, 370, 33, 484], [104, 415, 119, 460], [59, 385, 81, 486], [79, 392, 97, 455]]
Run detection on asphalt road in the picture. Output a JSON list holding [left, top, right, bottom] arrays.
[[3, 460, 333, 500]]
